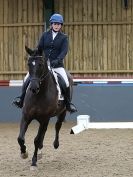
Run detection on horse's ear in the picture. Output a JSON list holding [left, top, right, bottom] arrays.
[[25, 46, 34, 56]]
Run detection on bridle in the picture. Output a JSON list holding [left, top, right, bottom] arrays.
[[29, 56, 51, 84]]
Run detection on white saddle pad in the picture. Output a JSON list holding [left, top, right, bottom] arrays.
[[51, 69, 64, 100]]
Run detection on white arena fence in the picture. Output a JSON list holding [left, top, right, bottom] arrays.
[[1, 78, 133, 86]]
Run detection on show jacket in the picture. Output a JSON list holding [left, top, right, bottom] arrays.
[[37, 29, 68, 68]]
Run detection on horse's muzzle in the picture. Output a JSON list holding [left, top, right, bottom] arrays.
[[30, 82, 40, 94], [30, 87, 40, 94]]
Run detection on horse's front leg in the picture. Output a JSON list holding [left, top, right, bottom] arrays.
[[17, 116, 30, 159], [53, 110, 66, 149], [31, 119, 49, 168]]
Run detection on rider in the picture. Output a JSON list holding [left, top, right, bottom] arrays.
[[13, 13, 77, 113]]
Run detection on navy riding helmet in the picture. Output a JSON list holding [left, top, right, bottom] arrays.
[[49, 13, 64, 24]]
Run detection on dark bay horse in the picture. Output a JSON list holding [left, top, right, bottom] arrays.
[[18, 46, 74, 169]]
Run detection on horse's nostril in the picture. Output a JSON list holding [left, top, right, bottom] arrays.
[[31, 87, 40, 94], [32, 89, 36, 94], [36, 88, 40, 93]]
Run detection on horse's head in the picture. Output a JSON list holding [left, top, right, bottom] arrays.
[[25, 46, 48, 94]]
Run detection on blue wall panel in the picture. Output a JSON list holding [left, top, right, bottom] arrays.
[[0, 85, 133, 122]]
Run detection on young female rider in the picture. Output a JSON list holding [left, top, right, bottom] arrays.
[[13, 13, 77, 113]]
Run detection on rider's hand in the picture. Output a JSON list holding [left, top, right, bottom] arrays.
[[51, 60, 59, 67]]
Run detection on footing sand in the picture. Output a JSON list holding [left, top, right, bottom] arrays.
[[0, 122, 133, 177]]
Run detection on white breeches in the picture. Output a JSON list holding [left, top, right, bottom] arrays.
[[50, 67, 69, 100], [46, 59, 69, 87], [52, 67, 69, 87]]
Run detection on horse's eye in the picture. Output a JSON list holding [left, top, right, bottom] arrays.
[[28, 62, 33, 68]]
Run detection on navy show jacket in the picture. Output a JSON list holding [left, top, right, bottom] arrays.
[[37, 29, 68, 68]]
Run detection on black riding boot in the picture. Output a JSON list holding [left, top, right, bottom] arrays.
[[12, 77, 30, 108], [64, 87, 77, 113]]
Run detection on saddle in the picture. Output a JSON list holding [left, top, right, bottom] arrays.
[[57, 73, 67, 95], [51, 70, 67, 98]]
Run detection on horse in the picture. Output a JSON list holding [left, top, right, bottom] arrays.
[[17, 46, 74, 169]]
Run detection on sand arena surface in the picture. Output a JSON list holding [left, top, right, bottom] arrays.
[[0, 122, 133, 177]]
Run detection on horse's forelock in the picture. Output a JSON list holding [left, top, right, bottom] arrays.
[[28, 56, 44, 64]]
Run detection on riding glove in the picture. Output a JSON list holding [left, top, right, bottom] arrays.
[[51, 59, 59, 67]]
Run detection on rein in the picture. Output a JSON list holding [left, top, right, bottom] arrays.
[[40, 70, 50, 82], [30, 70, 51, 84]]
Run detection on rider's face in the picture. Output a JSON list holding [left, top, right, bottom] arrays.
[[51, 23, 62, 32]]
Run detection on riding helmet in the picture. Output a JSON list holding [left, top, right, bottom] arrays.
[[49, 13, 64, 24]]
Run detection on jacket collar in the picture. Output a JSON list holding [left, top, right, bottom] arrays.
[[49, 29, 61, 41]]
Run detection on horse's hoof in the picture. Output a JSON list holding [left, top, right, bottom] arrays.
[[30, 166, 37, 171], [53, 141, 59, 149], [21, 151, 28, 159], [37, 150, 42, 160]]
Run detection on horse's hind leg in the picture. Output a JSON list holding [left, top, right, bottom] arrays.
[[53, 110, 66, 149], [17, 116, 30, 159], [31, 120, 49, 167]]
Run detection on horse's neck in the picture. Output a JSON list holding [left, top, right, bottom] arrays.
[[40, 72, 56, 92], [38, 61, 57, 95], [44, 62, 49, 75]]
